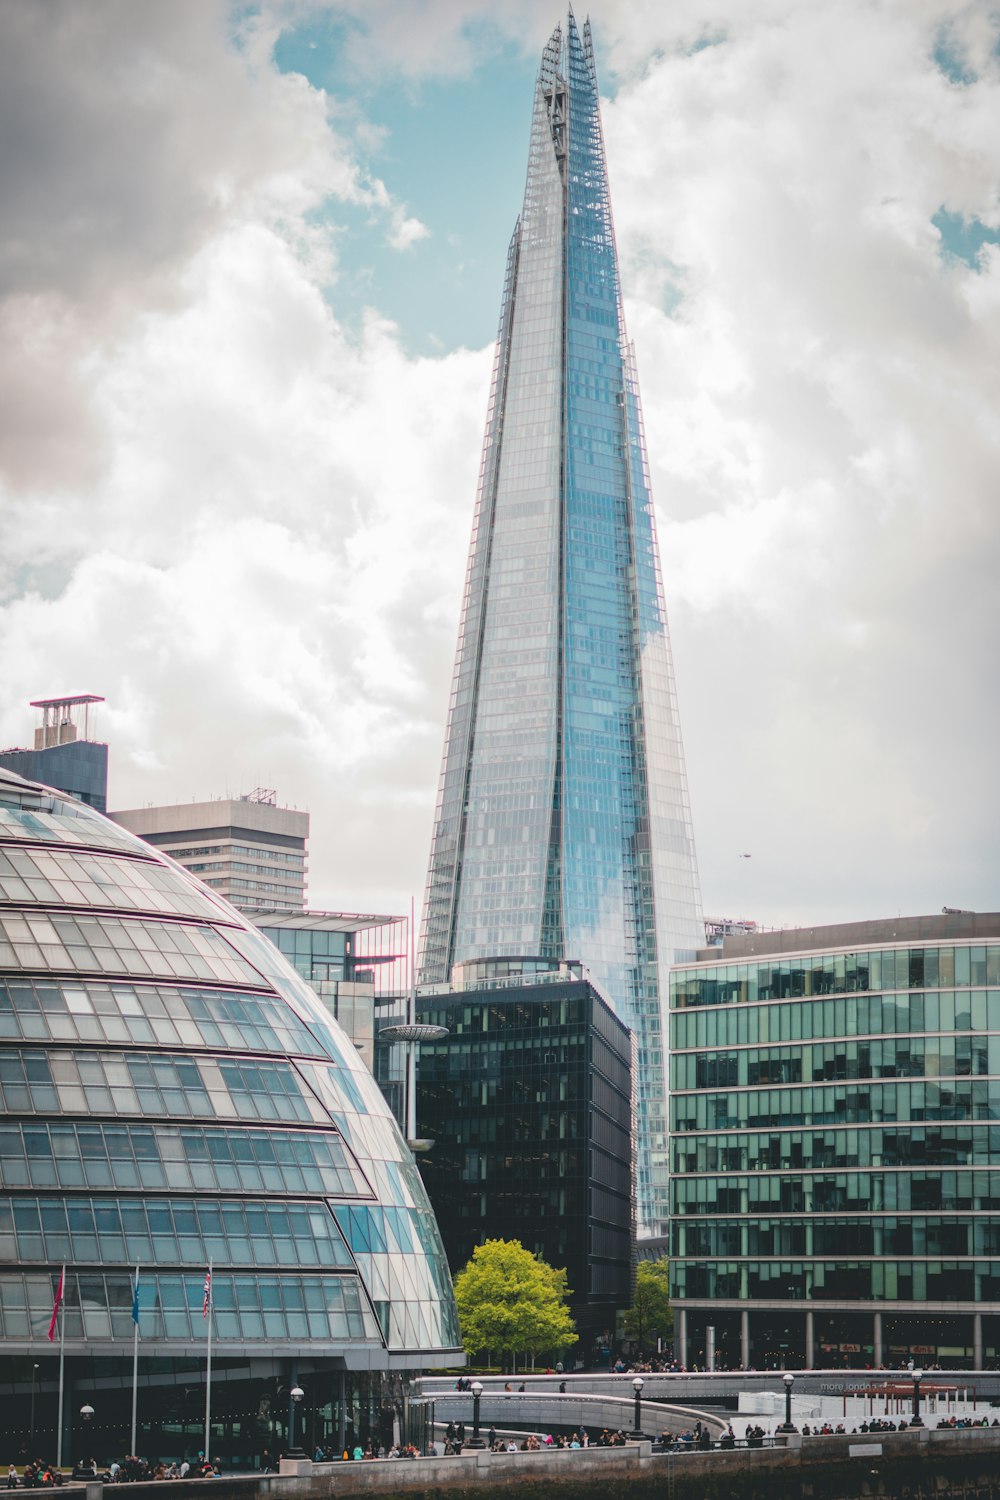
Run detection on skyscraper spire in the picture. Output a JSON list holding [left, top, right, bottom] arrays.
[[420, 13, 702, 1236]]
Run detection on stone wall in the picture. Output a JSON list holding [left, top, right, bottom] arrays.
[[45, 1427, 1000, 1500]]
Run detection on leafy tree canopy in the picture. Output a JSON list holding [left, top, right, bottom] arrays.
[[623, 1258, 672, 1348], [453, 1239, 578, 1363]]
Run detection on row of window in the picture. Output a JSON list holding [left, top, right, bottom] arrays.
[[163, 845, 304, 866], [0, 912, 261, 988], [419, 1111, 587, 1146], [0, 1270, 380, 1344], [672, 1080, 1000, 1131], [263, 927, 349, 959], [187, 860, 301, 883], [673, 1170, 1000, 1213], [671, 946, 1000, 1007], [0, 979, 325, 1056], [672, 1124, 1000, 1173], [0, 802, 129, 851], [0, 1194, 353, 1268], [0, 1120, 370, 1198], [0, 846, 214, 919], [673, 1035, 997, 1090], [0, 1048, 329, 1126], [223, 878, 301, 896], [673, 1260, 1000, 1303], [675, 1217, 1000, 1258], [670, 991, 999, 1049]]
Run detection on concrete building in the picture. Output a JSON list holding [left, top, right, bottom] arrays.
[[0, 695, 108, 814], [669, 911, 1000, 1370], [112, 789, 308, 914], [414, 963, 635, 1354]]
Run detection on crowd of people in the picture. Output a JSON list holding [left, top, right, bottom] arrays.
[[4, 1455, 222, 1487]]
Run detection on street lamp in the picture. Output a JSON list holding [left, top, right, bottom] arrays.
[[632, 1376, 644, 1437], [778, 1372, 797, 1433], [80, 1405, 95, 1422], [30, 1363, 39, 1449], [468, 1380, 485, 1448], [288, 1386, 305, 1457], [910, 1369, 924, 1428]]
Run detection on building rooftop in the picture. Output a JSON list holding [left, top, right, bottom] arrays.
[[249, 910, 401, 934], [690, 910, 1000, 963]]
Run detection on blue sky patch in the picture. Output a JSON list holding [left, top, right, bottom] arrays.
[[271, 11, 540, 354], [931, 28, 977, 85], [933, 208, 1000, 269]]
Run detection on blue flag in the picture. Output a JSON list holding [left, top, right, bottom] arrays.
[[132, 1267, 140, 1326]]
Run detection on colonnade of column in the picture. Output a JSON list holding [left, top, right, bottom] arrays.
[[675, 1310, 987, 1370]]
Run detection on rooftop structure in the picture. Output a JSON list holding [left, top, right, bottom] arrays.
[[0, 695, 108, 813]]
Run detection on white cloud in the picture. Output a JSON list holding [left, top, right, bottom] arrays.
[[600, 0, 1000, 923], [0, 0, 998, 931]]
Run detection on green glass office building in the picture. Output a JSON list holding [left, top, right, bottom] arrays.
[[669, 913, 1000, 1371]]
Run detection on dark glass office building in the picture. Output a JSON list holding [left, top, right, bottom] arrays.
[[418, 12, 702, 1239], [414, 969, 634, 1350], [669, 913, 1000, 1371], [0, 767, 460, 1466]]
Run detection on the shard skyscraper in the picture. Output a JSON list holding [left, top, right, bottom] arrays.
[[419, 12, 702, 1237]]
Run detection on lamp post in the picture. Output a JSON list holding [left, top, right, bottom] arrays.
[[468, 1380, 485, 1448], [30, 1363, 39, 1449], [288, 1386, 305, 1457], [910, 1369, 924, 1428], [632, 1376, 644, 1437], [79, 1406, 95, 1470], [778, 1372, 797, 1433]]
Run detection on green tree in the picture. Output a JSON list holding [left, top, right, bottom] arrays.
[[623, 1259, 672, 1350], [453, 1239, 578, 1369]]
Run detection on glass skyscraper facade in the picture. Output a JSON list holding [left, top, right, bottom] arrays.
[[669, 913, 1000, 1370], [0, 765, 459, 1465], [419, 12, 702, 1237]]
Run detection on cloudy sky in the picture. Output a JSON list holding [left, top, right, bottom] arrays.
[[1, 0, 997, 931]]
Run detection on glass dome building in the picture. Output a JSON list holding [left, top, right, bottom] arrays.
[[0, 767, 460, 1466]]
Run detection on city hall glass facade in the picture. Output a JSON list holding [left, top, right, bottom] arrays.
[[0, 766, 460, 1465], [419, 12, 702, 1238], [669, 914, 1000, 1370]]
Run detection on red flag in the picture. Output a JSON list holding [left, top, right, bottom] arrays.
[[47, 1267, 65, 1343], [202, 1267, 212, 1319]]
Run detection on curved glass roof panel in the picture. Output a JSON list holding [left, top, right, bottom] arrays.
[[0, 1269, 382, 1345], [0, 912, 267, 986], [0, 846, 233, 920], [0, 1120, 372, 1198], [0, 1194, 356, 1268], [0, 979, 327, 1055], [0, 1048, 331, 1125]]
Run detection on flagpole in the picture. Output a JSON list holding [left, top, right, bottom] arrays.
[[130, 1263, 140, 1456], [56, 1265, 66, 1469], [204, 1263, 213, 1464]]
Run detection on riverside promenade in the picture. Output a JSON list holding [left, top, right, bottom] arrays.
[[35, 1425, 1000, 1500]]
